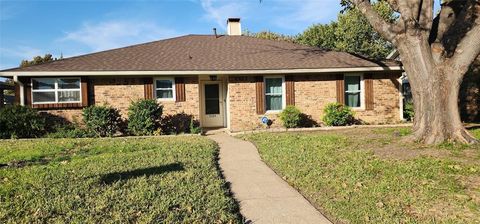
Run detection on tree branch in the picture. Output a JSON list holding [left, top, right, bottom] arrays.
[[429, 5, 456, 44], [445, 1, 480, 74], [418, 0, 434, 30], [351, 0, 399, 43], [450, 20, 480, 74]]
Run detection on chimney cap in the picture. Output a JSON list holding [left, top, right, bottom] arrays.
[[227, 18, 241, 23]]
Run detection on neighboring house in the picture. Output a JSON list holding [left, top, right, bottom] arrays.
[[388, 50, 480, 122], [0, 18, 404, 132]]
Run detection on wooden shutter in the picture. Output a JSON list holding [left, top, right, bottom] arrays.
[[364, 73, 374, 110], [336, 74, 345, 104], [255, 76, 265, 115], [24, 77, 32, 106], [175, 77, 186, 102], [81, 77, 89, 107], [14, 82, 20, 105], [285, 75, 295, 106], [144, 78, 154, 99]]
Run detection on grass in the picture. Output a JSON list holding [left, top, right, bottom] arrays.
[[0, 137, 241, 223], [242, 127, 480, 223]]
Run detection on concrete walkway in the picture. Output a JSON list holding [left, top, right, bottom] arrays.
[[208, 133, 331, 224]]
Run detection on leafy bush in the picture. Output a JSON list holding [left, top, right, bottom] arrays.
[[190, 119, 202, 134], [127, 99, 163, 135], [404, 101, 414, 121], [82, 105, 122, 137], [161, 113, 198, 134], [279, 106, 302, 128], [322, 103, 355, 126], [0, 105, 46, 139]]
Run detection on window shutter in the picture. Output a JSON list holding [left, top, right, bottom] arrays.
[[175, 77, 186, 102], [81, 77, 89, 107], [14, 82, 20, 105], [364, 73, 374, 110], [144, 78, 154, 99], [255, 76, 265, 115], [285, 75, 295, 106], [336, 74, 345, 104]]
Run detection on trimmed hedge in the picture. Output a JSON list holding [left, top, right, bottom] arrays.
[[0, 105, 46, 139], [82, 105, 122, 137], [127, 99, 163, 136], [279, 106, 302, 128], [322, 103, 355, 126]]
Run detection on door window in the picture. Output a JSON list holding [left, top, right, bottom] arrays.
[[205, 84, 220, 115]]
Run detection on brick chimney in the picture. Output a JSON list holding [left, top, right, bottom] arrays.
[[227, 18, 241, 36]]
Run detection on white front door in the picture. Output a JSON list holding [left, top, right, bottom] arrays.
[[201, 81, 225, 127]]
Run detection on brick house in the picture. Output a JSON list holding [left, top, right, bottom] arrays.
[[0, 18, 404, 132]]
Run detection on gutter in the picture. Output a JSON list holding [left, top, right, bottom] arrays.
[[0, 66, 404, 77]]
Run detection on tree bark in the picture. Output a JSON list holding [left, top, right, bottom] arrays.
[[397, 38, 478, 144], [350, 0, 480, 144]]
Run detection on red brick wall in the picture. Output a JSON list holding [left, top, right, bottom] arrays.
[[228, 72, 402, 132], [39, 76, 200, 123]]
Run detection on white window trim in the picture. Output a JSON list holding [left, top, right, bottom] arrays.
[[264, 75, 286, 113], [344, 73, 365, 110], [154, 77, 176, 101], [31, 77, 82, 105]]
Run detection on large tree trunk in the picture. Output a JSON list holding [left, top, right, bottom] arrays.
[[397, 38, 478, 144]]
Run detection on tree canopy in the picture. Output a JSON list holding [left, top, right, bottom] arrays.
[[20, 54, 58, 67], [247, 1, 397, 59], [297, 0, 397, 59], [244, 30, 297, 43]]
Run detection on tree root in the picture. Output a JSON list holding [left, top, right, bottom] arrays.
[[402, 127, 478, 145]]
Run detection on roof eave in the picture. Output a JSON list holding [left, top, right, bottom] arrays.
[[0, 66, 403, 77]]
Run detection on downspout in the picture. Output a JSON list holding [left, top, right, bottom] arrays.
[[398, 75, 404, 121], [13, 75, 25, 106]]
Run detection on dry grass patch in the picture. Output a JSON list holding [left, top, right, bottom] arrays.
[[242, 127, 480, 223]]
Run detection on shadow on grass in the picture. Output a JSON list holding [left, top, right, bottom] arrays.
[[1, 158, 52, 169], [100, 163, 184, 185]]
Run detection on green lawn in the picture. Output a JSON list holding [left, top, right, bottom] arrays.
[[243, 127, 480, 223], [0, 137, 241, 223]]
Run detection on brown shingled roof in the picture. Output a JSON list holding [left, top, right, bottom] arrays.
[[2, 35, 400, 72]]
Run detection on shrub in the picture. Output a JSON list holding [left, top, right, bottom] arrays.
[[190, 119, 202, 134], [82, 105, 122, 137], [161, 113, 197, 134], [279, 106, 302, 128], [322, 103, 355, 126], [0, 105, 46, 139], [127, 99, 163, 135], [404, 101, 414, 121]]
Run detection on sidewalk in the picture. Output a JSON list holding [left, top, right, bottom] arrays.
[[208, 133, 331, 224]]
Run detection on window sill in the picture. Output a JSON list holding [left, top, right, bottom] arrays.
[[351, 107, 366, 112], [265, 110, 282, 114], [31, 102, 84, 109], [156, 98, 176, 102]]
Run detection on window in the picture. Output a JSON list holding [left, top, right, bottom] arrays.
[[265, 77, 284, 111], [344, 75, 362, 108], [32, 78, 81, 104], [154, 78, 175, 100]]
